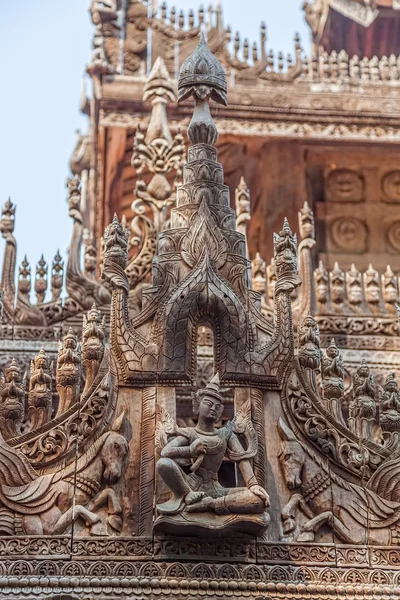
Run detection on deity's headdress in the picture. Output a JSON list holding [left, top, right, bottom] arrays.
[[196, 373, 224, 404]]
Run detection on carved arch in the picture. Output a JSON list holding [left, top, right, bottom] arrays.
[[154, 254, 252, 382]]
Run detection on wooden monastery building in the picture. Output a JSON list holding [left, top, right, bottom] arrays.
[[1, 1, 400, 598]]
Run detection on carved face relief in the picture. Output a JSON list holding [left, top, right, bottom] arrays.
[[316, 280, 328, 303], [382, 170, 400, 203], [330, 218, 367, 253], [197, 394, 223, 423], [326, 169, 364, 203], [326, 346, 339, 359], [348, 284, 363, 305], [278, 440, 305, 490]]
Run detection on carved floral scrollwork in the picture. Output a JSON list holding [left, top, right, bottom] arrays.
[[285, 365, 385, 480]]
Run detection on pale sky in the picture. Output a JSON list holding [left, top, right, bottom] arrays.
[[0, 0, 308, 293]]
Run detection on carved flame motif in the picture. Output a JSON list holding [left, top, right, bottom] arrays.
[[180, 199, 228, 269]]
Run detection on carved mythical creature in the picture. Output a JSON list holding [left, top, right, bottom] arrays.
[[321, 338, 345, 423], [0, 360, 26, 439], [0, 414, 128, 537], [28, 347, 53, 430], [278, 419, 400, 545], [56, 328, 81, 415], [349, 360, 376, 440], [380, 373, 400, 434], [155, 374, 270, 536]]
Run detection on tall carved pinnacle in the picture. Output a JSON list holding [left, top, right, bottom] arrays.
[[178, 32, 227, 146]]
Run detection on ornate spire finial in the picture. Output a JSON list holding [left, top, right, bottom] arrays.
[[178, 32, 227, 146], [0, 198, 16, 237], [299, 200, 315, 240], [35, 254, 48, 304], [51, 250, 64, 301], [144, 56, 176, 144]]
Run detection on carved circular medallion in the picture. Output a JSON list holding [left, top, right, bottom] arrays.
[[382, 170, 400, 203], [326, 169, 364, 203], [330, 218, 367, 253], [387, 220, 400, 253]]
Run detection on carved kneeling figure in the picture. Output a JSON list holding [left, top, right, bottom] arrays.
[[155, 375, 270, 536]]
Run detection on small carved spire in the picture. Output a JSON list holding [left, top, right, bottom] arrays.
[[346, 263, 363, 307], [235, 177, 251, 257], [18, 255, 32, 301], [130, 56, 184, 284], [364, 263, 381, 306], [266, 257, 276, 303], [178, 32, 227, 146], [84, 240, 97, 279], [0, 358, 26, 439], [104, 214, 129, 270], [330, 262, 345, 307], [273, 219, 301, 294], [0, 198, 15, 237], [35, 254, 48, 304], [102, 215, 130, 295], [0, 198, 17, 322], [51, 250, 64, 302], [382, 265, 399, 309], [298, 201, 315, 240], [314, 260, 329, 308], [143, 56, 176, 145], [252, 252, 266, 295], [28, 347, 53, 430]]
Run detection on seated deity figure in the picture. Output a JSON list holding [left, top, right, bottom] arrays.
[[155, 374, 270, 535]]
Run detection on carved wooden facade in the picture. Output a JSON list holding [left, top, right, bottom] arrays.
[[2, 3, 400, 598]]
